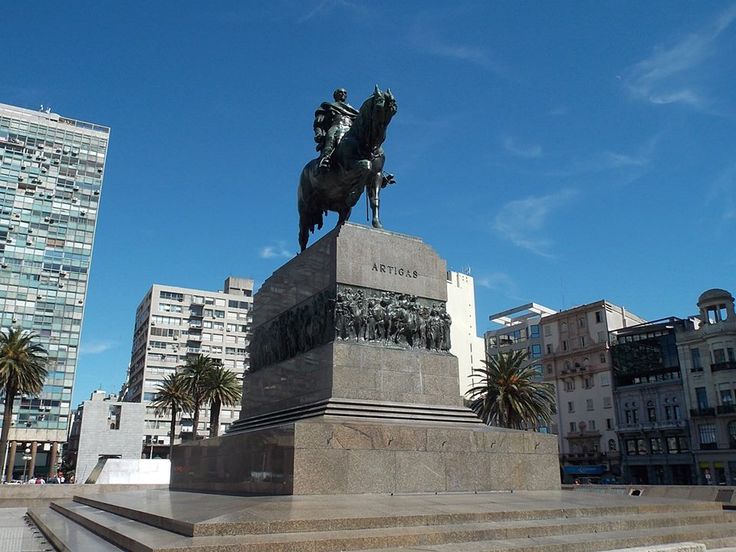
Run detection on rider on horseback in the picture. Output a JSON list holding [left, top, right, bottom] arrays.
[[313, 88, 359, 170]]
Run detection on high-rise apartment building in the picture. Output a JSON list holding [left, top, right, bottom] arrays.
[[0, 103, 109, 481], [541, 300, 646, 482], [445, 271, 485, 396], [122, 277, 253, 458]]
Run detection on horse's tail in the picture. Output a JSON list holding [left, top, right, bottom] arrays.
[[297, 160, 323, 252]]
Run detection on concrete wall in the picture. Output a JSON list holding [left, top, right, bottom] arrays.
[[75, 397, 145, 483]]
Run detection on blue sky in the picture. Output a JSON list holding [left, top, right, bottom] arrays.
[[3, 1, 736, 405]]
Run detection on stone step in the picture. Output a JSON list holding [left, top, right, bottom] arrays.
[[44, 500, 736, 552], [353, 523, 736, 552], [72, 491, 724, 537], [27, 507, 123, 552]]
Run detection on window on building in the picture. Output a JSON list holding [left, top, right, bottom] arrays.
[[546, 344, 552, 354], [600, 373, 610, 386], [673, 403, 681, 420], [714, 349, 727, 363], [647, 401, 656, 422], [569, 421, 576, 432], [568, 401, 575, 413], [530, 344, 542, 358], [588, 419, 596, 430], [546, 364, 553, 374], [562, 340, 568, 351], [580, 336, 586, 347], [583, 376, 593, 389], [564, 380, 575, 392], [696, 387, 709, 410], [586, 399, 594, 411], [728, 348, 736, 362], [606, 418, 613, 430], [665, 405, 672, 420], [691, 348, 702, 370], [544, 325, 551, 337], [608, 438, 616, 451], [600, 353, 607, 365], [578, 318, 585, 328], [649, 437, 663, 454], [720, 388, 734, 406], [529, 325, 540, 338], [603, 396, 612, 408], [699, 424, 717, 449], [595, 311, 602, 323], [729, 421, 736, 448]]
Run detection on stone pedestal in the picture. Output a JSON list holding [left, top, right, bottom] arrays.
[[170, 223, 560, 494]]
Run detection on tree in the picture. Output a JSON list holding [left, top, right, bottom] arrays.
[[181, 354, 219, 440], [467, 349, 555, 430], [151, 372, 193, 458], [0, 328, 48, 479], [202, 366, 242, 438]]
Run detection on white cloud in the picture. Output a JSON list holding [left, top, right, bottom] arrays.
[[503, 137, 542, 159], [493, 189, 577, 257], [80, 340, 116, 355], [622, 4, 736, 108], [708, 162, 736, 221], [259, 241, 292, 259], [409, 15, 505, 74], [476, 272, 520, 298]]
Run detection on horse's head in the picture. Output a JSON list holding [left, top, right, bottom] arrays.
[[355, 85, 397, 153]]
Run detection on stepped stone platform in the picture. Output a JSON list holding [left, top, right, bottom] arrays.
[[26, 489, 736, 551]]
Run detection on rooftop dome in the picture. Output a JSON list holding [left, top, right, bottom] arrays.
[[697, 288, 734, 306]]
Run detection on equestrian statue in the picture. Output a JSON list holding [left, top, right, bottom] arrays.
[[297, 86, 397, 252]]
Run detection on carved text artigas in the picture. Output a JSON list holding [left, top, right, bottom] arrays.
[[371, 262, 418, 279]]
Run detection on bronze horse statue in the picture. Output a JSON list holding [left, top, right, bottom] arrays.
[[297, 86, 397, 252]]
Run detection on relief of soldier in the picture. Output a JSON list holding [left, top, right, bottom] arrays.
[[249, 286, 452, 372]]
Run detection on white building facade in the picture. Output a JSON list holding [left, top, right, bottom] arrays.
[[445, 271, 484, 396]]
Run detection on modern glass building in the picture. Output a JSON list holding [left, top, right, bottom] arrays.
[[0, 103, 109, 480]]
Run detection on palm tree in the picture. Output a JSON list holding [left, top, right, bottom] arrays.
[[150, 373, 193, 458], [0, 328, 48, 478], [467, 349, 555, 430], [202, 366, 242, 438], [181, 354, 219, 440]]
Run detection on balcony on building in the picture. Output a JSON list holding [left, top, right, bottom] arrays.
[[717, 404, 736, 415], [712, 361, 736, 373], [690, 407, 716, 417]]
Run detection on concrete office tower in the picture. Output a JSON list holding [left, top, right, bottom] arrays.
[[122, 277, 253, 458], [445, 271, 485, 396], [541, 300, 646, 483], [66, 390, 145, 483], [0, 103, 109, 481]]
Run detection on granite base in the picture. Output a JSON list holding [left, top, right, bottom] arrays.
[[170, 416, 560, 495]]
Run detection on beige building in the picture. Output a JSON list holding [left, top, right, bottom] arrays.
[[541, 300, 645, 481], [677, 288, 736, 485], [121, 276, 253, 457], [445, 271, 485, 396]]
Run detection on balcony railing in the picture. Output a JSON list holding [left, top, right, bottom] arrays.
[[717, 404, 736, 414], [690, 407, 716, 417], [712, 361, 736, 373]]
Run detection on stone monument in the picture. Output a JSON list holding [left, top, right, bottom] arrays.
[[171, 223, 559, 494], [170, 87, 559, 494]]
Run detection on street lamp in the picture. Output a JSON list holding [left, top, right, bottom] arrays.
[[21, 447, 31, 482]]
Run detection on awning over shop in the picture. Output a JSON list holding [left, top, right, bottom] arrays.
[[563, 465, 606, 475]]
